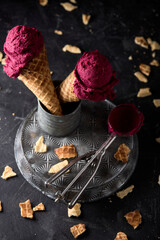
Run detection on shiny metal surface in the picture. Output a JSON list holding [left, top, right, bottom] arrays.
[[14, 100, 138, 203]]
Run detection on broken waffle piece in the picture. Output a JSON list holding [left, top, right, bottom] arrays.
[[124, 210, 142, 229], [134, 71, 148, 83], [68, 203, 81, 217], [114, 144, 131, 163], [156, 137, 160, 143], [0, 201, 2, 212], [55, 144, 77, 160], [54, 30, 63, 35], [39, 0, 48, 6], [139, 64, 151, 76], [0, 52, 3, 62], [19, 199, 33, 219], [60, 2, 78, 11], [134, 36, 148, 49], [33, 203, 45, 212], [147, 38, 160, 51], [82, 14, 91, 25], [62, 44, 81, 54], [34, 136, 47, 153], [158, 175, 160, 185], [1, 166, 17, 180], [150, 59, 160, 66], [70, 0, 77, 3], [153, 99, 160, 108], [116, 185, 134, 199], [137, 88, 151, 98], [70, 223, 86, 238], [48, 160, 69, 174], [114, 232, 128, 240]]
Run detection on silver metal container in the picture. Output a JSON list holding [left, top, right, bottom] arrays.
[[37, 100, 81, 137]]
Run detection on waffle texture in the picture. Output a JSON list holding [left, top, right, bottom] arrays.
[[56, 71, 79, 103], [18, 45, 62, 115]]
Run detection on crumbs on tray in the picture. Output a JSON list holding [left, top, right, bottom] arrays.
[[48, 160, 69, 174], [134, 36, 148, 49], [70, 223, 86, 238], [114, 144, 131, 163], [55, 144, 77, 160], [68, 203, 81, 217], [124, 210, 142, 229], [34, 136, 47, 153], [1, 166, 17, 180]]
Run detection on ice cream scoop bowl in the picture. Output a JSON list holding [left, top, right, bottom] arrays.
[[46, 103, 144, 208]]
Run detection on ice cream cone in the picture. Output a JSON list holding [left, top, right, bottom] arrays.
[[56, 70, 79, 103], [18, 45, 62, 115]]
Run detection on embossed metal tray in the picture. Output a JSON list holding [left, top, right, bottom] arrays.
[[14, 100, 138, 203]]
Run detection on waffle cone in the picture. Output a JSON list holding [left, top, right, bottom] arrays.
[[18, 45, 62, 115], [56, 71, 79, 103]]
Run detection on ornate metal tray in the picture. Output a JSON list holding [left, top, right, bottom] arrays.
[[14, 100, 138, 203]]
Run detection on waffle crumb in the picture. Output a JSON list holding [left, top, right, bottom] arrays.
[[68, 203, 81, 217], [34, 136, 47, 153], [114, 144, 131, 163], [39, 0, 48, 6], [139, 64, 151, 76], [153, 99, 160, 108], [137, 88, 151, 97], [19, 199, 33, 219], [33, 203, 45, 212], [82, 14, 91, 25], [54, 30, 63, 35], [128, 55, 133, 60], [124, 210, 142, 229], [116, 185, 134, 199], [70, 0, 77, 3], [158, 175, 160, 185], [48, 160, 69, 174], [0, 201, 2, 212], [70, 224, 86, 238], [134, 36, 148, 49], [114, 232, 128, 240], [147, 38, 160, 51], [134, 71, 148, 82], [150, 59, 160, 66], [62, 44, 81, 54], [60, 2, 78, 11], [55, 144, 77, 160], [0, 52, 3, 62], [155, 137, 160, 143], [1, 166, 17, 180]]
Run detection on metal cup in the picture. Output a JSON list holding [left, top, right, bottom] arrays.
[[37, 100, 81, 137]]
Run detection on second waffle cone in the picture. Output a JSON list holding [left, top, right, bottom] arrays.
[[56, 71, 79, 103], [18, 45, 62, 115]]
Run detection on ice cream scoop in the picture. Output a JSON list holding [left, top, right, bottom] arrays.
[[3, 25, 62, 115], [3, 25, 44, 78], [56, 50, 119, 102]]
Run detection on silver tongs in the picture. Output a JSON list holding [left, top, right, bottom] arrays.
[[45, 133, 116, 208]]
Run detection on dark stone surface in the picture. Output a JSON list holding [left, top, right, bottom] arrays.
[[0, 0, 160, 239]]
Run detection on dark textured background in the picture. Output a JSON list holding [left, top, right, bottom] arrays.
[[0, 0, 160, 239]]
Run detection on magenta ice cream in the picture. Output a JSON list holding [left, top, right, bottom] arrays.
[[3, 25, 44, 78], [73, 50, 119, 101]]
